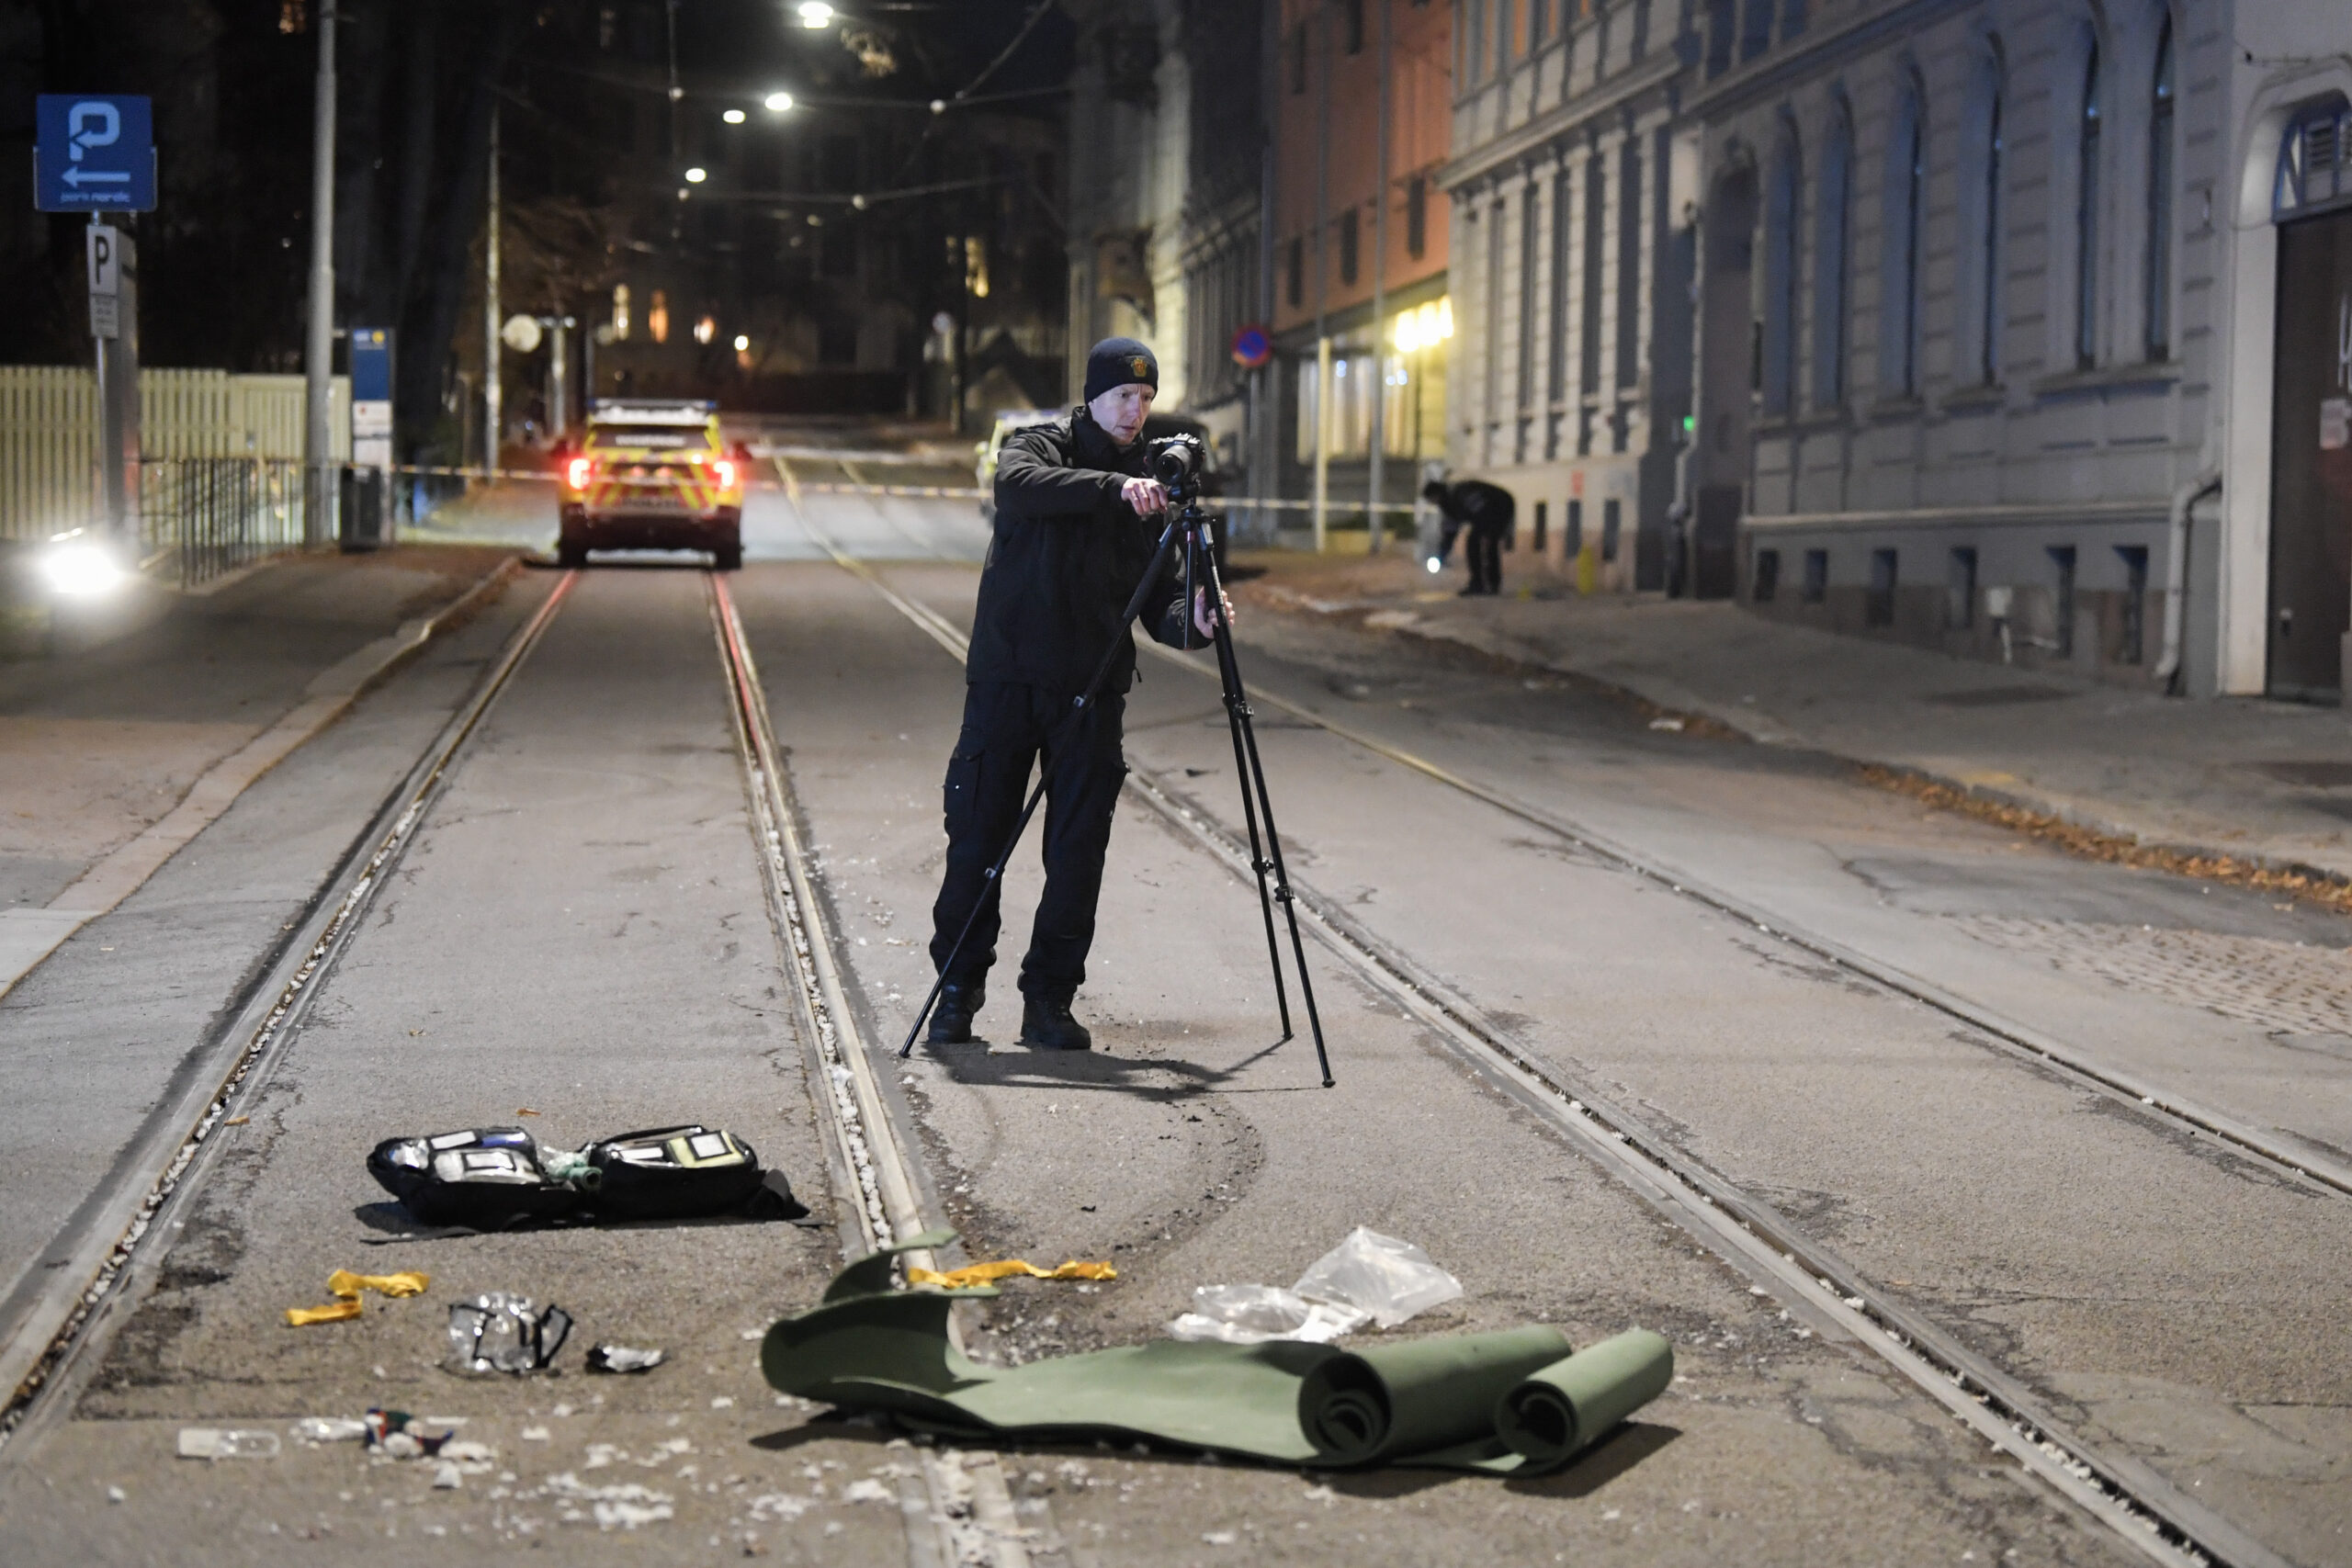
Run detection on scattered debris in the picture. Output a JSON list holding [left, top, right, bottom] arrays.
[[586, 1344, 666, 1374], [841, 1478, 894, 1504], [176, 1428, 279, 1461], [432, 1461, 462, 1489], [547, 1472, 674, 1529], [364, 1408, 458, 1458], [286, 1268, 431, 1326], [1647, 716, 1687, 732], [106, 1485, 126, 1504], [761, 1231, 1674, 1474], [447, 1293, 573, 1373], [906, 1258, 1116, 1289], [368, 1124, 807, 1228], [1170, 1227, 1463, 1343], [290, 1417, 368, 1443]]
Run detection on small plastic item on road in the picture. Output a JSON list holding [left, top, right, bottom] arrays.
[[586, 1344, 667, 1374], [367, 1123, 807, 1228], [1167, 1286, 1367, 1345], [1167, 1227, 1463, 1343], [176, 1428, 280, 1461], [1291, 1228, 1463, 1329], [759, 1231, 1674, 1475], [363, 1407, 456, 1457], [290, 1416, 369, 1443], [905, 1258, 1116, 1289], [286, 1268, 433, 1327], [447, 1292, 574, 1374]]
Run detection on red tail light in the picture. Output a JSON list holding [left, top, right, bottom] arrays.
[[565, 456, 594, 490], [713, 458, 737, 490]]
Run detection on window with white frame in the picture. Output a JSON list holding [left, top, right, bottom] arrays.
[[1812, 103, 1851, 408], [2143, 17, 2174, 361], [2075, 38, 2102, 370]]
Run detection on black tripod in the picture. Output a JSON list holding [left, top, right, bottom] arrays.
[[899, 439, 1333, 1088]]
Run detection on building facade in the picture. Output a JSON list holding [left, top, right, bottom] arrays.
[[1268, 0, 1456, 546], [1693, 0, 2352, 699], [1441, 0, 1695, 590]]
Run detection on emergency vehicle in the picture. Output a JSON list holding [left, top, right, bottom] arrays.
[[558, 400, 746, 569]]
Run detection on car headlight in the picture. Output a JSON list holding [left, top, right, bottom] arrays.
[[42, 534, 127, 597]]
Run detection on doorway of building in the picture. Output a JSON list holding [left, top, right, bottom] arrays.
[[2267, 204, 2352, 700]]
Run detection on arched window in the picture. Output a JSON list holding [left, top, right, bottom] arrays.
[[1883, 79, 1925, 397], [1761, 130, 1800, 416], [2144, 18, 2174, 360], [1981, 78, 2004, 384], [1812, 104, 1851, 408], [2075, 39, 2102, 369]]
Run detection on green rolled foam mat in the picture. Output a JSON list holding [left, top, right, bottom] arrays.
[[761, 1233, 1674, 1474]]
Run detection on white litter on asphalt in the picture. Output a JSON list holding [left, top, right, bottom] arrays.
[[176, 1428, 279, 1461], [842, 1478, 894, 1503], [290, 1417, 368, 1443], [546, 1472, 675, 1529], [1168, 1227, 1464, 1343]]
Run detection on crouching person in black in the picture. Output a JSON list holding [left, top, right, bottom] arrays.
[[1422, 476, 1516, 596], [926, 337, 1225, 1051]]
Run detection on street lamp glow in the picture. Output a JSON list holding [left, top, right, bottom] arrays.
[[684, 166, 707, 184], [722, 107, 746, 124], [732, 333, 750, 352], [764, 91, 795, 112], [797, 2, 834, 28]]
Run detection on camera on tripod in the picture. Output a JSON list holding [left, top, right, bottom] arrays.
[[1148, 433, 1206, 499]]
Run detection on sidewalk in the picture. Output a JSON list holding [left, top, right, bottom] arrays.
[[1231, 549, 2352, 889], [0, 544, 519, 993]]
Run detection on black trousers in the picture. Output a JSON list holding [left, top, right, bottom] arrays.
[[929, 681, 1127, 999], [1441, 520, 1506, 592]]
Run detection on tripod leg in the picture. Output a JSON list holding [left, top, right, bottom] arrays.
[[900, 773, 1049, 1057], [1203, 557, 1334, 1089], [1209, 621, 1293, 1040]]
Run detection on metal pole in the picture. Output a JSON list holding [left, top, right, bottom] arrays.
[[483, 105, 501, 476], [1367, 0, 1391, 553], [304, 0, 337, 545], [1311, 1, 1330, 554], [1250, 0, 1279, 546], [548, 316, 570, 442]]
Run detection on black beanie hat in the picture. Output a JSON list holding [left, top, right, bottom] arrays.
[[1083, 337, 1159, 403]]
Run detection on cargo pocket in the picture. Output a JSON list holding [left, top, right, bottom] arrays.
[[943, 749, 982, 836]]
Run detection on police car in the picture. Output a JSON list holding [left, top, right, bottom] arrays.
[[558, 400, 746, 569]]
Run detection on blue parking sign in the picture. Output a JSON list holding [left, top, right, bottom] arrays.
[[35, 96, 156, 213]]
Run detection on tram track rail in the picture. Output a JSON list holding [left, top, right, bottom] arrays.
[[0, 557, 1052, 1568], [773, 494, 2301, 1568], [0, 570, 580, 1457]]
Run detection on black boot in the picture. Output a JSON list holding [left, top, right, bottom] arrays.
[[926, 980, 985, 1045], [1019, 994, 1092, 1052]]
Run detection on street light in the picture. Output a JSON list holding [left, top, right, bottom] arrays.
[[797, 2, 834, 28], [733, 333, 751, 352], [764, 91, 795, 112], [722, 107, 746, 124], [684, 166, 707, 184]]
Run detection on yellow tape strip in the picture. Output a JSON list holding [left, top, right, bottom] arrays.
[[904, 1259, 1116, 1288], [287, 1269, 432, 1326]]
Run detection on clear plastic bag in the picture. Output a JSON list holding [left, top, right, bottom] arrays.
[[1166, 1285, 1369, 1344], [1291, 1227, 1463, 1329], [1163, 1228, 1464, 1343]]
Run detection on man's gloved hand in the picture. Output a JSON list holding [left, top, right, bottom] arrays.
[[1121, 476, 1169, 516]]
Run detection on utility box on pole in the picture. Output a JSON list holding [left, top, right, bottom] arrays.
[[85, 223, 139, 544], [345, 326, 393, 551]]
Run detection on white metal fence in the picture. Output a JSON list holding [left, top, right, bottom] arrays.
[[0, 367, 349, 542]]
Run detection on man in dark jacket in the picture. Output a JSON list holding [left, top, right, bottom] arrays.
[[927, 337, 1219, 1051], [1422, 476, 1515, 595]]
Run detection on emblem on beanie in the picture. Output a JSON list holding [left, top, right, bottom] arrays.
[[1129, 355, 1150, 379]]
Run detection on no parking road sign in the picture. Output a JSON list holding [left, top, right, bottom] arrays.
[[35, 96, 156, 213]]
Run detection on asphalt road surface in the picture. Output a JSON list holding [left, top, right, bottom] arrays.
[[0, 448, 2345, 1566]]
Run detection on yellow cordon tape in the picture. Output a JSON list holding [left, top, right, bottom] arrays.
[[285, 1269, 432, 1326], [905, 1259, 1116, 1289]]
